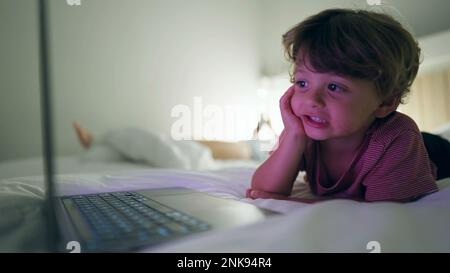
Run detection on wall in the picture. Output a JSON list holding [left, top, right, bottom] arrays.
[[399, 30, 450, 131], [400, 67, 450, 132], [0, 0, 262, 161], [0, 0, 42, 162]]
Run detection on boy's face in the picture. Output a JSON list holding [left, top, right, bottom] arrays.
[[290, 61, 383, 142]]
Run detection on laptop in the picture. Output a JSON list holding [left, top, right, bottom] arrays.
[[37, 0, 277, 253]]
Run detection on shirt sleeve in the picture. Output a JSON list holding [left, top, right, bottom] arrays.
[[363, 130, 438, 202]]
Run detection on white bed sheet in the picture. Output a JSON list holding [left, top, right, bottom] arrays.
[[0, 155, 261, 180], [0, 156, 150, 180], [1, 165, 449, 253]]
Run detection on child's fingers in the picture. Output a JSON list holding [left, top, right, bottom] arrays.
[[279, 87, 296, 117], [245, 188, 253, 198], [248, 189, 289, 200], [279, 86, 294, 108], [247, 189, 316, 203]]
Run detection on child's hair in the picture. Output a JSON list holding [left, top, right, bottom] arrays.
[[282, 8, 421, 104]]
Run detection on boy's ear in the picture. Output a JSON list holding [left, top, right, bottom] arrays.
[[374, 96, 401, 118]]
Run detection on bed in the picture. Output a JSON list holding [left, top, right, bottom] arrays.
[[1, 129, 449, 253], [1, 163, 449, 253]]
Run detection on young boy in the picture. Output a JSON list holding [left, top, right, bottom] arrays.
[[248, 8, 439, 203]]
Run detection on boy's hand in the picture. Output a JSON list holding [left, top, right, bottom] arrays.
[[246, 188, 318, 203], [280, 86, 306, 138], [246, 188, 289, 200]]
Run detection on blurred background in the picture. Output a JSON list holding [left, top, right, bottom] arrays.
[[1, 0, 450, 164]]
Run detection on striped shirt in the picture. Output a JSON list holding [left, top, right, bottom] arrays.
[[301, 111, 439, 202]]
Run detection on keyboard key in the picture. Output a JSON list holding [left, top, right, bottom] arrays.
[[165, 222, 190, 234]]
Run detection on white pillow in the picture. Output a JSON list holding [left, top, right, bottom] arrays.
[[173, 140, 215, 170], [102, 128, 191, 169], [80, 145, 123, 162]]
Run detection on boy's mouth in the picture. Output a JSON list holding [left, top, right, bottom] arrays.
[[303, 115, 328, 128]]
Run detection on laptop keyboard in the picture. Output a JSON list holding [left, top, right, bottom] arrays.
[[66, 191, 210, 251]]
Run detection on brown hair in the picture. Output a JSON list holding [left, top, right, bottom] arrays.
[[282, 8, 421, 103]]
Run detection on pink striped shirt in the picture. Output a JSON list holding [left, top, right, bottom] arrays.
[[300, 112, 439, 202]]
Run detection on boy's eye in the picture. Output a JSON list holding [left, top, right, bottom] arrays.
[[328, 83, 344, 92], [296, 80, 308, 88]]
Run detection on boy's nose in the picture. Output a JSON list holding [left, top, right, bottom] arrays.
[[304, 88, 325, 108]]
